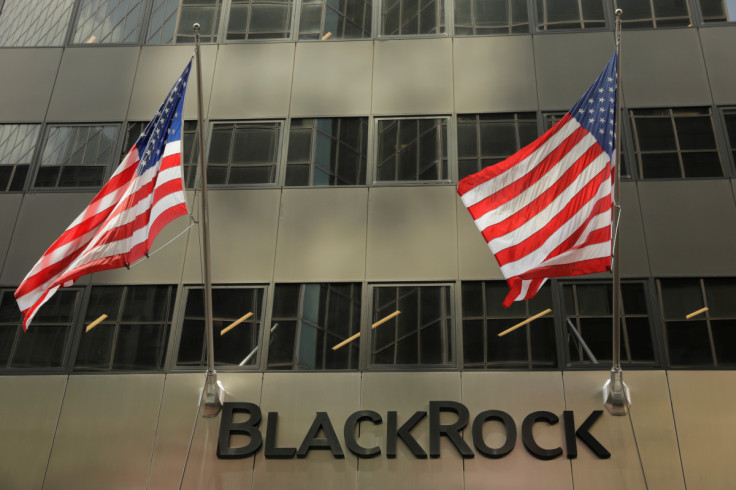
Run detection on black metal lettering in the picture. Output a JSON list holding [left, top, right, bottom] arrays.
[[429, 401, 474, 458], [521, 411, 562, 460], [471, 410, 516, 458], [386, 411, 427, 459], [344, 410, 382, 458], [217, 402, 262, 459], [265, 412, 296, 459], [297, 412, 345, 459], [569, 410, 610, 459]]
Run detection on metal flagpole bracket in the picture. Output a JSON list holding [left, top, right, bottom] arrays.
[[604, 367, 630, 415]]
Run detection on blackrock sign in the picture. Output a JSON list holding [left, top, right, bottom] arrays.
[[217, 401, 610, 461]]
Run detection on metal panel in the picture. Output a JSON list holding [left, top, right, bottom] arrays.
[[182, 189, 281, 284], [128, 45, 217, 122], [372, 38, 453, 115], [624, 371, 685, 490], [366, 186, 458, 281], [0, 194, 23, 278], [563, 371, 647, 490], [620, 182, 650, 277], [180, 373, 263, 490], [454, 36, 538, 113], [533, 32, 615, 110], [147, 373, 203, 490], [622, 29, 711, 108], [462, 371, 572, 490], [700, 27, 736, 105], [208, 43, 295, 120], [290, 41, 373, 117], [47, 47, 139, 122], [456, 194, 504, 280], [273, 188, 368, 282], [668, 371, 736, 490], [0, 48, 62, 123], [0, 375, 67, 490], [0, 193, 96, 285], [359, 372, 464, 490], [637, 180, 736, 276], [252, 373, 360, 490], [91, 215, 191, 284], [43, 374, 165, 490]]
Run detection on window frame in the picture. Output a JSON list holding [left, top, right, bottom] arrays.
[[533, 0, 609, 32], [0, 123, 43, 193], [376, 0, 450, 38]]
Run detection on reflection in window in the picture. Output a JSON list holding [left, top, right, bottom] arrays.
[[72, 0, 147, 44], [207, 121, 281, 185], [700, 0, 736, 22], [298, 0, 372, 39], [454, 0, 528, 34], [659, 278, 736, 367], [614, 0, 691, 29], [0, 0, 75, 47], [147, 0, 222, 43], [376, 118, 448, 182], [381, 0, 445, 35], [76, 285, 176, 371], [0, 288, 79, 370], [723, 109, 736, 166], [227, 0, 294, 39], [457, 113, 536, 180], [536, 0, 605, 30], [177, 287, 265, 367], [563, 282, 655, 366], [35, 125, 117, 188], [124, 121, 199, 187], [631, 108, 722, 179], [285, 118, 368, 186], [269, 283, 362, 370], [0, 125, 40, 192], [371, 285, 453, 366], [462, 281, 555, 369]]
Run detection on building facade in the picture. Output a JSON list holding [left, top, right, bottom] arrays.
[[1, 0, 736, 488]]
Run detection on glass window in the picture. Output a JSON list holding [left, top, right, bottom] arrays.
[[0, 0, 75, 47], [35, 125, 118, 189], [0, 288, 79, 370], [298, 0, 372, 39], [75, 285, 176, 371], [457, 113, 537, 180], [544, 111, 632, 178], [285, 118, 368, 186], [631, 108, 722, 179], [177, 286, 266, 368], [381, 0, 445, 35], [147, 0, 222, 43], [268, 283, 362, 370], [614, 0, 691, 28], [72, 0, 147, 44], [454, 0, 529, 34], [375, 118, 448, 182], [722, 109, 736, 167], [462, 281, 555, 369], [227, 0, 294, 40], [207, 121, 281, 185], [0, 124, 41, 192], [563, 281, 656, 366], [659, 278, 736, 368], [123, 121, 199, 187], [536, 0, 605, 30], [370, 284, 453, 367], [700, 0, 736, 22]]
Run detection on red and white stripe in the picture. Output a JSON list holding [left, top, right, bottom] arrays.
[[458, 113, 612, 306], [14, 140, 187, 330]]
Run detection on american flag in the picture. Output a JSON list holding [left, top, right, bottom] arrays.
[[458, 53, 617, 307], [15, 61, 192, 330]]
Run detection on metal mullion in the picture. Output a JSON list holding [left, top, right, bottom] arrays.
[[668, 109, 688, 178], [475, 115, 482, 174], [571, 284, 583, 363], [524, 303, 533, 368], [321, 285, 331, 369], [292, 284, 305, 369], [699, 278, 718, 367], [309, 120, 317, 185], [107, 286, 128, 370]]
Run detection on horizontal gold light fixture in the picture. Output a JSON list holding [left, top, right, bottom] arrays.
[[85, 314, 108, 332], [321, 32, 332, 40], [685, 307, 708, 319], [332, 310, 401, 350], [221, 312, 253, 336], [498, 309, 552, 337]]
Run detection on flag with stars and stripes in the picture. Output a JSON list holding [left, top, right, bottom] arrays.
[[15, 61, 192, 330], [458, 53, 617, 307]]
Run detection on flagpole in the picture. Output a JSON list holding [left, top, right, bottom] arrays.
[[604, 8, 629, 416], [193, 23, 222, 417]]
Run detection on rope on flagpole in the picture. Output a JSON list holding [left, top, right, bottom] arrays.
[[127, 221, 197, 269]]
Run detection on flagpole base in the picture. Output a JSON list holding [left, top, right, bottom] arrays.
[[603, 367, 630, 416], [201, 370, 224, 418]]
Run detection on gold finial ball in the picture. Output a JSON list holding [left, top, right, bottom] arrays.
[[193, 23, 201, 31]]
